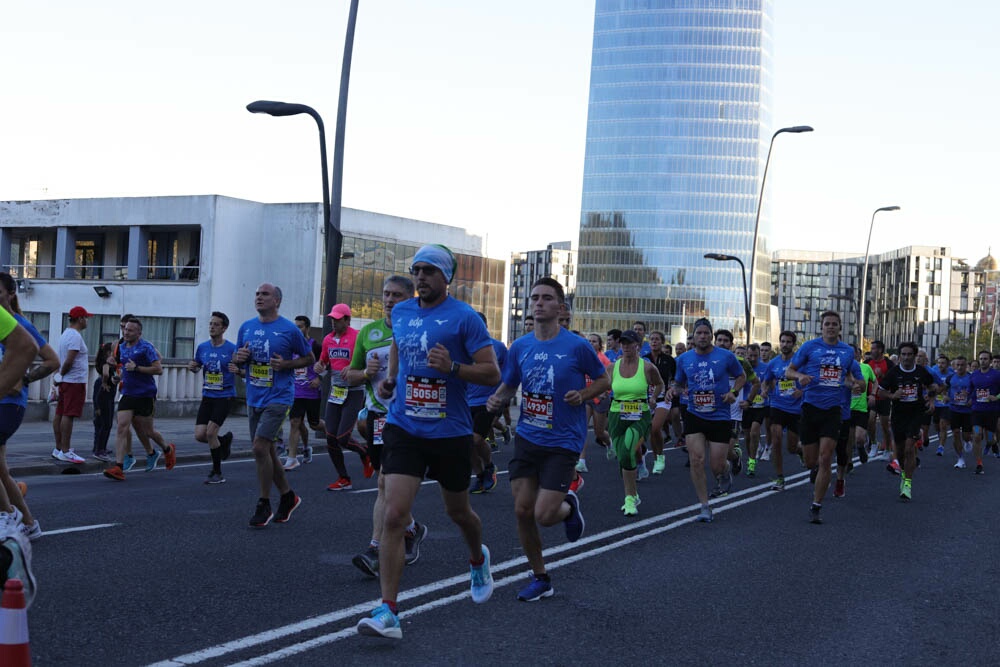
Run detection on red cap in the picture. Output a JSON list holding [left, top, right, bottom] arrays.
[[327, 303, 351, 319], [68, 306, 94, 319]]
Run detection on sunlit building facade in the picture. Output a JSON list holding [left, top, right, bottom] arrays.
[[575, 0, 774, 341]]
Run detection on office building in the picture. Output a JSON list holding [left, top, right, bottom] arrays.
[[507, 241, 575, 342]]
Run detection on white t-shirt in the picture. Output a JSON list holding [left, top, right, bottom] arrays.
[[59, 327, 89, 383]]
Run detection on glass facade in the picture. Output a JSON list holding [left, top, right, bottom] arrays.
[[575, 0, 774, 341], [333, 235, 506, 335]]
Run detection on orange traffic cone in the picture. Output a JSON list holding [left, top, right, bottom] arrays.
[[0, 578, 31, 666]]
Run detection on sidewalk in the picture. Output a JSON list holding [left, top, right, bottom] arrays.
[[7, 406, 522, 478]]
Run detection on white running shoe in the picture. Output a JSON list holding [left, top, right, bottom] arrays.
[[283, 457, 301, 471], [954, 457, 967, 469], [57, 449, 86, 464]]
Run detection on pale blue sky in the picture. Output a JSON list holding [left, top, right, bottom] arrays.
[[1, 1, 996, 265]]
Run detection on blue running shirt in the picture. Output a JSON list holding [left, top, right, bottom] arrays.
[[504, 328, 608, 452], [467, 339, 508, 407], [763, 355, 803, 414], [948, 373, 974, 414], [969, 369, 1000, 413], [674, 347, 745, 422], [119, 339, 161, 398], [789, 339, 862, 410], [236, 316, 311, 408], [194, 340, 238, 398], [929, 365, 954, 409], [387, 296, 492, 438]]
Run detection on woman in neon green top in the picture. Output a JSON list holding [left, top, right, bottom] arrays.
[[608, 330, 663, 516]]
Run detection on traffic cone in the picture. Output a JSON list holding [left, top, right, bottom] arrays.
[[0, 578, 31, 666]]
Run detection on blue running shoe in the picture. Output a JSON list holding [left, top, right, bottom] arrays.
[[145, 449, 161, 472], [469, 545, 494, 603], [516, 575, 554, 602], [122, 454, 136, 472], [563, 490, 585, 542], [356, 602, 402, 639]]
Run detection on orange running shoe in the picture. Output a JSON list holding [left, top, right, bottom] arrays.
[[103, 465, 126, 481], [165, 443, 177, 470]]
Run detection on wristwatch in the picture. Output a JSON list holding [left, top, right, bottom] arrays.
[[449, 361, 461, 377]]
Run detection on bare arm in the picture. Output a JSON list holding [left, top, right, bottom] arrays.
[[427, 343, 500, 387], [0, 326, 38, 396]]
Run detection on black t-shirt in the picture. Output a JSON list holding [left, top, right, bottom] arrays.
[[880, 364, 935, 417], [644, 352, 675, 401]]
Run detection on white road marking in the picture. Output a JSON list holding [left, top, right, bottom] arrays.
[[43, 523, 120, 536]]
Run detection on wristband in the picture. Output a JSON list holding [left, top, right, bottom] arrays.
[[450, 361, 461, 377]]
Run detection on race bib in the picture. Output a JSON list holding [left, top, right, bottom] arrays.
[[522, 391, 554, 429], [936, 392, 947, 404], [204, 371, 223, 390], [899, 385, 918, 402], [954, 390, 970, 406], [404, 376, 447, 419], [819, 364, 841, 386], [373, 415, 386, 445], [329, 385, 348, 405], [778, 379, 795, 396], [619, 400, 643, 421], [692, 391, 714, 413], [752, 393, 765, 406], [249, 363, 273, 388], [293, 367, 308, 380], [976, 388, 991, 403]]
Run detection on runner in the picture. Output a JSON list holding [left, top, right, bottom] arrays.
[[485, 276, 608, 600], [355, 244, 498, 639], [757, 341, 773, 461], [314, 304, 372, 491], [845, 343, 877, 483], [785, 311, 864, 524], [282, 316, 325, 470], [102, 318, 177, 481], [969, 350, 1000, 475], [644, 330, 675, 475], [231, 283, 314, 527], [946, 356, 974, 468], [523, 315, 534, 334], [632, 321, 652, 357], [610, 329, 663, 515], [929, 354, 954, 456], [667, 318, 746, 522], [605, 329, 622, 363], [346, 275, 428, 577], [0, 273, 57, 540], [739, 343, 768, 477], [876, 341, 937, 500], [866, 340, 894, 459], [468, 312, 506, 493], [761, 331, 804, 491], [713, 329, 759, 486], [578, 333, 612, 473], [187, 311, 237, 484]]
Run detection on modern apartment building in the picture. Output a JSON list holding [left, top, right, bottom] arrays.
[[507, 241, 575, 342]]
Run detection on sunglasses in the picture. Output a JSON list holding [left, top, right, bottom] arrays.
[[409, 265, 440, 277]]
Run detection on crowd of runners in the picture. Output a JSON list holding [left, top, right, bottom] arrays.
[[1, 242, 999, 641]]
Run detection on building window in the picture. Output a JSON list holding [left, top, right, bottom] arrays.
[[74, 237, 103, 280], [22, 312, 49, 342]]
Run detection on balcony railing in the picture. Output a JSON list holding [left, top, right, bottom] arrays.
[[5, 264, 57, 279]]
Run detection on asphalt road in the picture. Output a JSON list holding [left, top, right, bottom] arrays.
[[20, 432, 998, 666]]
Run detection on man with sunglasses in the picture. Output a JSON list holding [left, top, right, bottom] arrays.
[[356, 244, 500, 640]]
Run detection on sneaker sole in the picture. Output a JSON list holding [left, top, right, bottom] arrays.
[[357, 619, 401, 639], [103, 471, 125, 481], [517, 587, 555, 602], [352, 555, 379, 577], [250, 513, 273, 528], [274, 496, 302, 523]]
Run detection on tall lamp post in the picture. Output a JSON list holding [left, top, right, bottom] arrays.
[[748, 125, 813, 341], [705, 253, 750, 345], [858, 205, 901, 348]]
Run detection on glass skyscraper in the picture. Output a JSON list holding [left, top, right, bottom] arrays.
[[575, 0, 774, 341]]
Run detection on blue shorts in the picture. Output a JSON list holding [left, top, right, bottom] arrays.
[[0, 404, 25, 446]]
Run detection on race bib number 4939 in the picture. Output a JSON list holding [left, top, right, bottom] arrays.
[[522, 391, 554, 429]]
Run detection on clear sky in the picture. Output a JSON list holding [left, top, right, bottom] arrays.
[[1, 1, 996, 266]]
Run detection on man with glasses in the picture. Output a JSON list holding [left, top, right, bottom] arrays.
[[356, 244, 499, 640]]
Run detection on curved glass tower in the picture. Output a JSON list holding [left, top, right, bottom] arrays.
[[575, 0, 774, 341]]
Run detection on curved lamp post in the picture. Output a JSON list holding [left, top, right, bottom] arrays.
[[858, 205, 901, 347], [705, 252, 750, 345], [748, 125, 813, 341]]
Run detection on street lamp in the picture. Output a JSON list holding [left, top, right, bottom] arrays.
[[749, 125, 813, 341], [705, 253, 750, 345], [858, 205, 901, 347]]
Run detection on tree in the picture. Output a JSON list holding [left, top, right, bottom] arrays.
[[940, 323, 1000, 360]]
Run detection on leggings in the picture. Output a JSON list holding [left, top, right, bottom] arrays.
[[324, 390, 367, 478]]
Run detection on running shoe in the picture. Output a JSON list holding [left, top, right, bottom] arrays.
[[205, 471, 226, 484], [695, 505, 713, 523], [652, 454, 666, 475], [362, 456, 375, 479], [220, 432, 233, 461], [575, 458, 589, 473], [50, 447, 61, 460], [20, 520, 41, 542], [563, 490, 585, 541], [809, 467, 818, 485], [283, 457, 301, 471], [58, 449, 86, 464], [274, 491, 301, 523], [954, 457, 967, 469], [809, 503, 822, 524], [92, 451, 113, 463], [353, 545, 379, 576], [887, 460, 901, 475], [915, 438, 924, 451], [122, 454, 136, 472], [405, 522, 428, 565], [487, 433, 499, 453], [164, 443, 176, 470], [622, 494, 638, 516], [732, 446, 743, 476], [469, 475, 485, 494], [469, 545, 494, 603], [936, 445, 944, 456], [482, 464, 497, 492], [606, 443, 615, 460], [502, 426, 512, 444], [327, 477, 353, 491], [249, 499, 273, 528], [746, 458, 756, 478], [770, 477, 785, 491], [145, 449, 161, 472], [637, 456, 649, 481], [516, 575, 554, 602], [103, 465, 125, 481], [569, 474, 584, 494], [974, 464, 984, 475], [834, 479, 845, 498], [302, 445, 313, 463], [356, 602, 402, 639], [900, 477, 912, 501], [856, 444, 869, 464], [759, 444, 771, 461]]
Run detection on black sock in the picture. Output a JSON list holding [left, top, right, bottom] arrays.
[[210, 446, 222, 473]]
